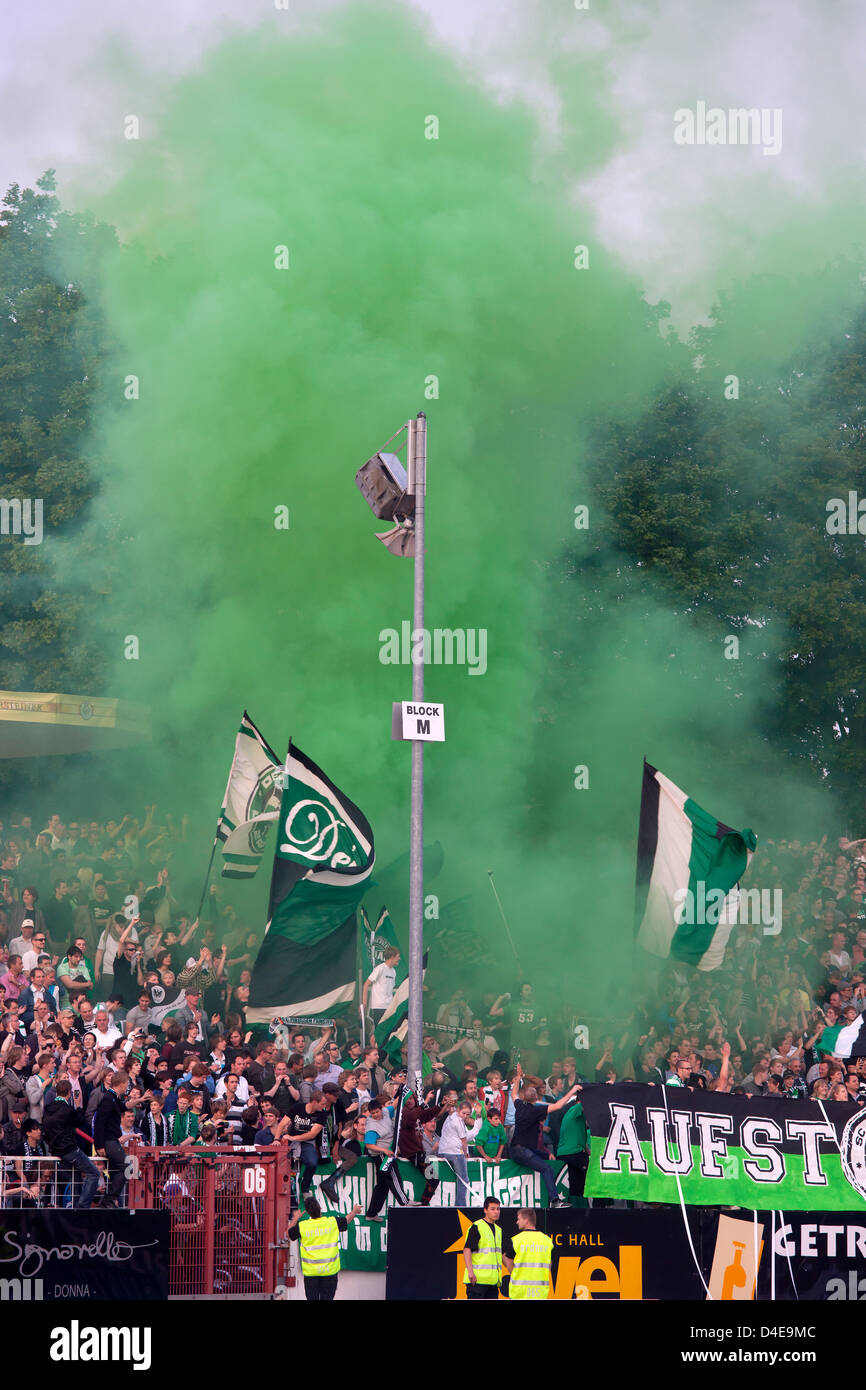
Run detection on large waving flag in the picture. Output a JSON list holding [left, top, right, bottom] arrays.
[[216, 712, 282, 879], [636, 760, 757, 971], [146, 980, 187, 1026], [247, 744, 375, 1022], [818, 1015, 866, 1060]]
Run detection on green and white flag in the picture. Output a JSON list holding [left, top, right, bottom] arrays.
[[817, 1014, 866, 1060], [374, 950, 427, 1066], [636, 760, 757, 971], [360, 905, 406, 975], [247, 743, 375, 1023], [216, 711, 282, 879], [360, 906, 409, 1060]]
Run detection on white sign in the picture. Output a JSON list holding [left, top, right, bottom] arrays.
[[400, 701, 445, 742]]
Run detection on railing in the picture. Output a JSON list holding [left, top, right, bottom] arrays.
[[0, 1153, 117, 1209], [127, 1144, 293, 1296], [1, 1144, 294, 1296]]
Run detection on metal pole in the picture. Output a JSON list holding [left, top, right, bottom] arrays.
[[194, 838, 220, 924], [407, 411, 426, 1094], [486, 869, 521, 967]]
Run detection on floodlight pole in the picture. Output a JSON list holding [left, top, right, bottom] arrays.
[[407, 411, 426, 1095]]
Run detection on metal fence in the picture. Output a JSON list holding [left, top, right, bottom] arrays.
[[128, 1144, 293, 1296], [0, 1153, 116, 1209], [1, 1144, 294, 1297]]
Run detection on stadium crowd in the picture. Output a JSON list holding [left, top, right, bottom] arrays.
[[0, 810, 864, 1211]]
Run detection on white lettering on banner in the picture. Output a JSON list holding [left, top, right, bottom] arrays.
[[599, 1105, 648, 1175], [0, 1230, 160, 1280], [773, 1223, 866, 1259], [694, 1114, 735, 1179], [315, 1159, 549, 1220], [647, 1109, 693, 1176], [741, 1119, 785, 1183], [596, 1097, 847, 1191], [785, 1120, 836, 1186], [281, 799, 344, 861]]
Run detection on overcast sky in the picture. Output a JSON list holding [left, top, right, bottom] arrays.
[[2, 0, 864, 325]]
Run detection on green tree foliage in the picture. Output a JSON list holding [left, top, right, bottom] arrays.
[[0, 170, 115, 693], [580, 275, 866, 821]]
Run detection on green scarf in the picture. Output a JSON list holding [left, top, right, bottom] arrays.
[[171, 1108, 199, 1144]]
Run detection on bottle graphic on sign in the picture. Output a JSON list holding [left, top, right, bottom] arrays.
[[721, 1241, 748, 1300]]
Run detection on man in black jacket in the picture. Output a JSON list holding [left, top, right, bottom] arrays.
[[43, 1079, 100, 1209], [0, 1098, 28, 1155], [92, 1070, 129, 1207]]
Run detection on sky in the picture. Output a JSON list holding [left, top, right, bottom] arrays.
[[4, 0, 866, 326]]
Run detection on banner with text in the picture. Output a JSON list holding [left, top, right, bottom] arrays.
[[313, 1156, 574, 1271], [385, 1206, 704, 1300], [581, 1082, 866, 1212], [0, 1210, 170, 1300], [384, 1205, 866, 1300]]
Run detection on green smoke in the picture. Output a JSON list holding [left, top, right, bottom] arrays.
[[38, 2, 860, 1007]]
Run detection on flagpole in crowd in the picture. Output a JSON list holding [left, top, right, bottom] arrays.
[[194, 840, 219, 924], [487, 869, 520, 967], [407, 412, 427, 1094]]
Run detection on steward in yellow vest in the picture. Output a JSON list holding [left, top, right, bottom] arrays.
[[462, 1197, 509, 1300], [505, 1209, 553, 1300], [288, 1194, 363, 1301]]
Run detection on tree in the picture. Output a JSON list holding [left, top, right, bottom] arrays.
[[571, 273, 866, 822], [0, 170, 116, 694]]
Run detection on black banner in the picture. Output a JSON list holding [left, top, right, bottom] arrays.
[[749, 1210, 866, 1301], [0, 1210, 170, 1301], [385, 1204, 866, 1301], [385, 1206, 705, 1300]]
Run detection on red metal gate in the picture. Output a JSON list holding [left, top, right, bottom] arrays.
[[128, 1145, 293, 1296]]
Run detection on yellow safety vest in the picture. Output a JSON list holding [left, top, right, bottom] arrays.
[[509, 1229, 553, 1300], [463, 1219, 503, 1286], [298, 1215, 341, 1278]]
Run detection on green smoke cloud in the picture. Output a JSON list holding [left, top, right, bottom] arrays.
[[41, 1, 857, 1005]]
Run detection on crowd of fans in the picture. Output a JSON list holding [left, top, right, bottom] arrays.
[[0, 811, 864, 1212], [618, 834, 866, 1107]]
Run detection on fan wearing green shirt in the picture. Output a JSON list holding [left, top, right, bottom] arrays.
[[555, 1096, 590, 1209], [473, 1108, 507, 1163]]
